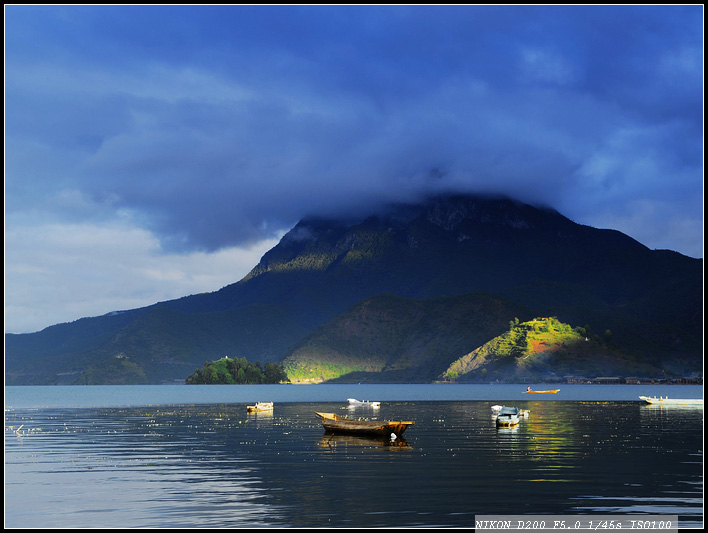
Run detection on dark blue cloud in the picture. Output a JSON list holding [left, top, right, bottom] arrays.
[[5, 5, 703, 257]]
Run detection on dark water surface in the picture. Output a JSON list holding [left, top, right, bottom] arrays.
[[4, 386, 703, 528]]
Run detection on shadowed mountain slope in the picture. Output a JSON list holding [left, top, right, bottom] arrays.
[[5, 193, 702, 384], [281, 292, 535, 383]]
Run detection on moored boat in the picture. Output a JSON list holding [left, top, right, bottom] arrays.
[[525, 388, 560, 394], [495, 406, 520, 426], [639, 396, 703, 406], [247, 401, 273, 412], [315, 412, 413, 439], [347, 398, 381, 408]]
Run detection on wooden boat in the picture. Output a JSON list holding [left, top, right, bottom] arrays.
[[639, 396, 703, 406], [247, 401, 273, 412], [347, 398, 381, 408], [495, 406, 520, 426], [315, 412, 413, 439], [525, 388, 560, 394]]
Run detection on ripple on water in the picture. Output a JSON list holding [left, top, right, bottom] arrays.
[[5, 400, 703, 528]]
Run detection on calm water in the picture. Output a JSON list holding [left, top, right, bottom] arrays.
[[5, 385, 703, 528]]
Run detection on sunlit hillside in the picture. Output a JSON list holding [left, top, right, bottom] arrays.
[[441, 317, 659, 382]]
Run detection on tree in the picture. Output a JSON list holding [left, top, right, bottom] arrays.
[[185, 356, 290, 384], [204, 366, 219, 384], [264, 362, 288, 384]]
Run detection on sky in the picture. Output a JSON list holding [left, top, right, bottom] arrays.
[[4, 5, 704, 334]]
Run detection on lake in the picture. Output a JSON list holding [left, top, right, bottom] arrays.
[[4, 384, 703, 528]]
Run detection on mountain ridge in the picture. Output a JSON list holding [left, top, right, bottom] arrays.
[[5, 193, 702, 384]]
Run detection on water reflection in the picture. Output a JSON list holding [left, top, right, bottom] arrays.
[[5, 405, 288, 528], [318, 433, 412, 449], [6, 400, 703, 528], [246, 409, 274, 418]]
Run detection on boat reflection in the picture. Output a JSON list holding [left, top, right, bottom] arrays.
[[640, 402, 703, 411], [318, 433, 412, 449], [246, 410, 273, 417], [246, 410, 274, 426], [495, 425, 520, 435]]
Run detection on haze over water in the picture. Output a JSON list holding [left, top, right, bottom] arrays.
[[5, 384, 703, 528]]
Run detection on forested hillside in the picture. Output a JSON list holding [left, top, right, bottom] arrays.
[[440, 317, 654, 383]]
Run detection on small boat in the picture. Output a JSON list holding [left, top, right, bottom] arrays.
[[495, 406, 520, 426], [491, 405, 503, 412], [315, 412, 413, 439], [347, 398, 381, 408], [247, 401, 273, 412], [525, 388, 560, 394], [639, 396, 703, 406]]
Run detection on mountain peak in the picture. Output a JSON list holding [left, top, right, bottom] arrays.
[[420, 193, 560, 232], [280, 193, 566, 241]]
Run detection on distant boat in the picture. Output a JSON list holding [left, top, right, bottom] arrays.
[[525, 388, 560, 394], [495, 406, 520, 426], [347, 398, 381, 408], [639, 396, 703, 406], [247, 401, 273, 412], [315, 412, 413, 439]]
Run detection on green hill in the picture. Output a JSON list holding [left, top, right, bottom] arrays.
[[441, 316, 658, 383]]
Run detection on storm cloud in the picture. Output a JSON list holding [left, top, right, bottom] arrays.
[[5, 5, 703, 332]]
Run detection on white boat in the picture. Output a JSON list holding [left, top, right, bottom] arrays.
[[247, 401, 273, 412], [492, 405, 528, 416], [347, 398, 381, 408], [639, 396, 703, 406], [495, 406, 520, 426]]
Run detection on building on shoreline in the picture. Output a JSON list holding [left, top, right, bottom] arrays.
[[564, 376, 702, 385]]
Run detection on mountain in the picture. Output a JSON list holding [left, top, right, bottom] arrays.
[[5, 193, 702, 384]]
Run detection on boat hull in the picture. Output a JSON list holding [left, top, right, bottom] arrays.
[[639, 396, 702, 406], [495, 406, 521, 426], [315, 412, 413, 438], [525, 390, 560, 394], [247, 402, 273, 412], [496, 415, 520, 426], [347, 398, 381, 408]]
